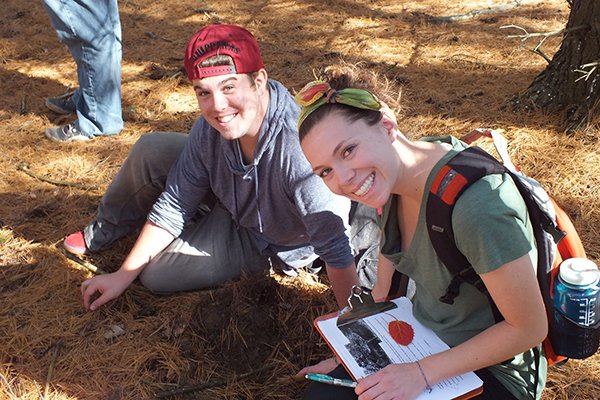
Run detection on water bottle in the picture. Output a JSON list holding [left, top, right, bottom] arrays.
[[551, 258, 600, 358]]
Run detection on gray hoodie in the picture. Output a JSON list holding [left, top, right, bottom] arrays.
[[148, 80, 354, 268]]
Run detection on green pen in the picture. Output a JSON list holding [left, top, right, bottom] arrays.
[[305, 373, 358, 388]]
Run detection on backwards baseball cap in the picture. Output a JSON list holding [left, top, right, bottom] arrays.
[[184, 23, 265, 81]]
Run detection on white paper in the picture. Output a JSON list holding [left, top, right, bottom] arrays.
[[316, 297, 483, 400]]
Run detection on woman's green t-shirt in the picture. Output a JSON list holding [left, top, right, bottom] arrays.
[[379, 136, 546, 399]]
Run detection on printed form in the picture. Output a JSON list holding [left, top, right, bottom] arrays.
[[316, 297, 483, 400]]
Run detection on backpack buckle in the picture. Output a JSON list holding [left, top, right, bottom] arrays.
[[546, 222, 567, 244], [440, 275, 463, 305]]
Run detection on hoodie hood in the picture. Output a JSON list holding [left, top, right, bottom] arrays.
[[224, 80, 298, 175], [223, 80, 300, 232]]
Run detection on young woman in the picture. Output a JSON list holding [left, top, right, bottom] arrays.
[[295, 66, 547, 400]]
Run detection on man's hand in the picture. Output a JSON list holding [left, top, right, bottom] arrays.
[[80, 270, 136, 311], [79, 221, 176, 311]]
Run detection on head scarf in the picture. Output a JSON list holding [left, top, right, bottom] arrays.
[[295, 80, 381, 128]]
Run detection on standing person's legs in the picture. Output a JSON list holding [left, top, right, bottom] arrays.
[[139, 205, 271, 292], [84, 132, 188, 251], [43, 0, 123, 137]]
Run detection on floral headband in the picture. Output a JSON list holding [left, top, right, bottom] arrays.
[[295, 80, 382, 128]]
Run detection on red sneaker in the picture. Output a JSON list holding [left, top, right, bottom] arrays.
[[63, 231, 89, 255]]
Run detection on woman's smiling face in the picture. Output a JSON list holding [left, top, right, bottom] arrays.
[[301, 111, 399, 209]]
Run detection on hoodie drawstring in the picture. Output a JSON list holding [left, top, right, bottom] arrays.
[[242, 162, 264, 233], [254, 164, 264, 232], [233, 178, 240, 230]]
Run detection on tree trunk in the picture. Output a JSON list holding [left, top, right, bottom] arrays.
[[523, 0, 600, 132]]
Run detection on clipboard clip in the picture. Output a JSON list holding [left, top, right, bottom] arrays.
[[336, 286, 397, 327]]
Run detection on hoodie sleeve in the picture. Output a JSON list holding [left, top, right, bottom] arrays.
[[148, 120, 212, 237], [290, 152, 355, 268]]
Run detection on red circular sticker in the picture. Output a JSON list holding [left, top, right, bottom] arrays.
[[388, 320, 414, 346]]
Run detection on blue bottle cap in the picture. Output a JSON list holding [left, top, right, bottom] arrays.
[[559, 258, 600, 287]]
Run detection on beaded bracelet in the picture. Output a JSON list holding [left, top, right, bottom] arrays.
[[415, 360, 433, 393]]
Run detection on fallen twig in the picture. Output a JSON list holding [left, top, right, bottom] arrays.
[[154, 365, 272, 398], [17, 162, 99, 191], [20, 95, 27, 115], [62, 249, 107, 275], [500, 24, 588, 63], [169, 70, 183, 80], [426, 1, 542, 24], [575, 61, 600, 83], [43, 342, 63, 400], [429, 5, 515, 23], [145, 31, 173, 43]]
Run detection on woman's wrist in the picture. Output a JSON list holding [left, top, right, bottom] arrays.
[[415, 360, 433, 393]]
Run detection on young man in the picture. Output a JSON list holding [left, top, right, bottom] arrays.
[[64, 23, 377, 311]]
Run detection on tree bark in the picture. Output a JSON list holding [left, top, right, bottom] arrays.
[[523, 0, 600, 132]]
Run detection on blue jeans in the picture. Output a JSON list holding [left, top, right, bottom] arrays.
[[43, 0, 123, 137]]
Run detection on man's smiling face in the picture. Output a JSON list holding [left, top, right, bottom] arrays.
[[193, 72, 265, 141]]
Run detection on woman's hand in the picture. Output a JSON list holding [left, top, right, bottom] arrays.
[[355, 363, 426, 400], [295, 357, 340, 380]]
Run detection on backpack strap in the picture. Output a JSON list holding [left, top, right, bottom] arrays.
[[426, 147, 505, 318], [427, 139, 590, 373]]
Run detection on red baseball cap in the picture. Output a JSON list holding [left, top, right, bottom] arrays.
[[184, 24, 265, 81]]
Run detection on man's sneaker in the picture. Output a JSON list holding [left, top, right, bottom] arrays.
[[45, 91, 77, 114], [280, 261, 322, 278], [306, 259, 324, 276], [281, 264, 299, 278], [45, 123, 92, 142], [63, 231, 89, 255], [355, 243, 379, 290]]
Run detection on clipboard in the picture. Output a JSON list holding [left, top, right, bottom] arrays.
[[314, 286, 484, 400], [336, 285, 398, 326]]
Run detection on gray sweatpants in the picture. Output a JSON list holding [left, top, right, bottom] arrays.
[[83, 132, 270, 293]]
